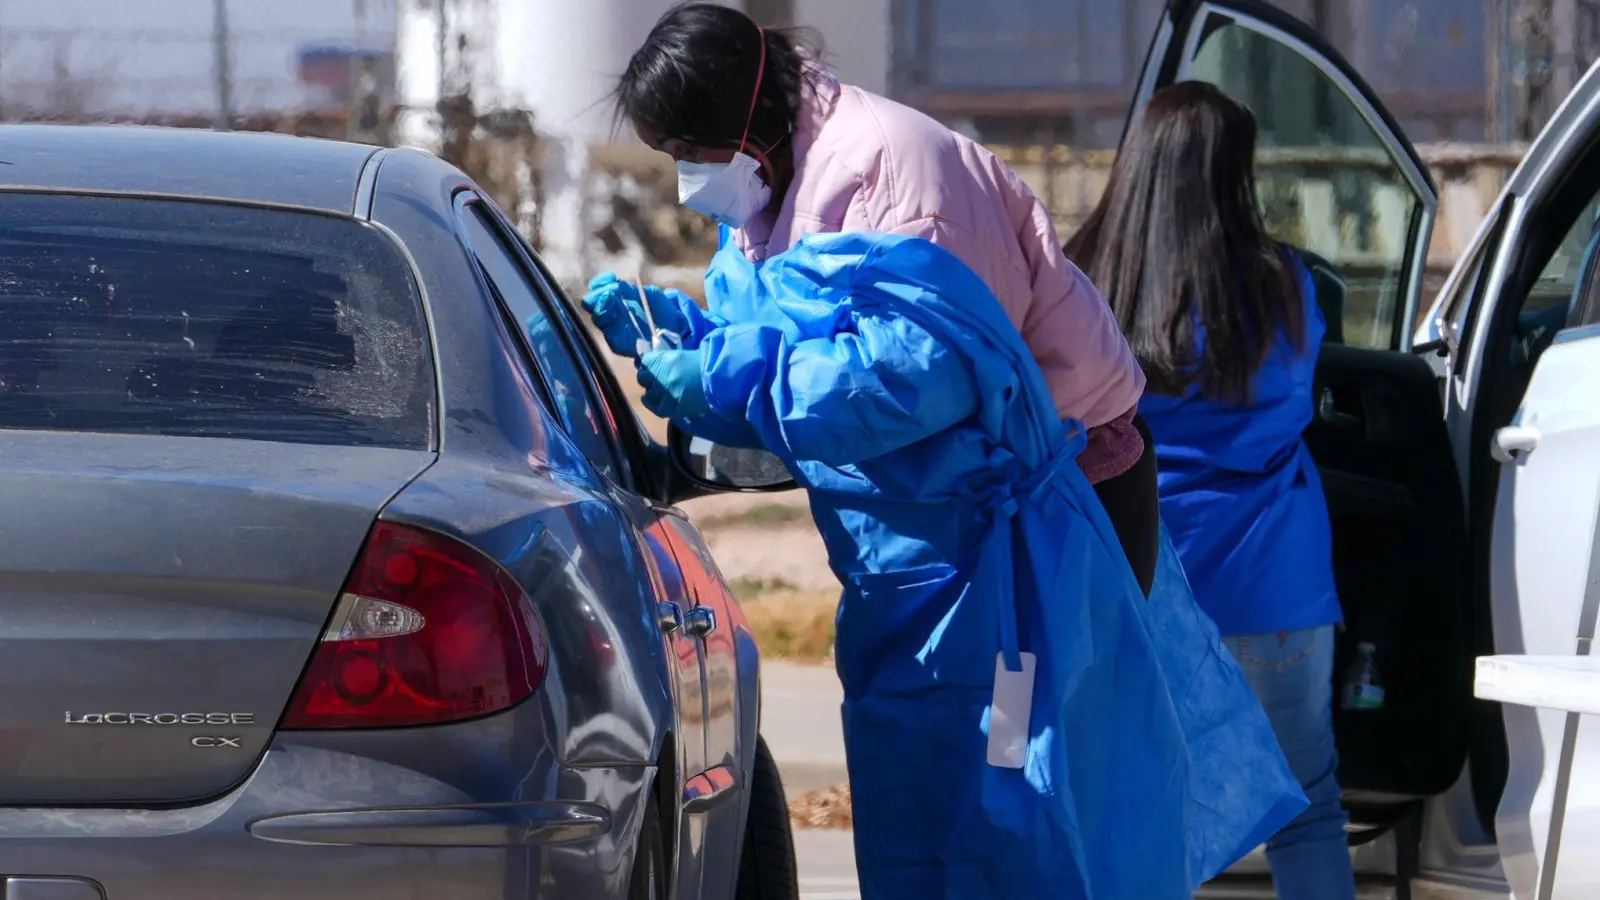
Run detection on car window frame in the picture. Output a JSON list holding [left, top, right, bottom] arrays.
[[519, 257, 660, 494], [1464, 133, 1600, 380], [452, 192, 632, 485], [1168, 2, 1437, 353], [466, 198, 662, 490], [1436, 203, 1507, 360]]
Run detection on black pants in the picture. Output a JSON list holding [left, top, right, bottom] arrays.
[[1091, 414, 1160, 596]]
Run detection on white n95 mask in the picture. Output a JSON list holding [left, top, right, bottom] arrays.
[[677, 151, 772, 228]]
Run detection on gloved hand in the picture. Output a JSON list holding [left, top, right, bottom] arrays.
[[581, 273, 689, 358], [637, 348, 711, 419]]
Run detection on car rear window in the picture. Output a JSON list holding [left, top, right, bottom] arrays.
[[0, 194, 434, 449]]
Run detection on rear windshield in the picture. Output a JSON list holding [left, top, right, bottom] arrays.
[[0, 194, 434, 449]]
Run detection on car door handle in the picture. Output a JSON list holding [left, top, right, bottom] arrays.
[[683, 606, 717, 638], [657, 601, 683, 634], [1492, 425, 1541, 463], [1318, 388, 1363, 430]]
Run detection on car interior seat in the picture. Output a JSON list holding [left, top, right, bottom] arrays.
[[1295, 246, 1347, 345], [130, 279, 356, 405], [1562, 212, 1600, 332], [1509, 208, 1600, 379], [211, 285, 356, 370]]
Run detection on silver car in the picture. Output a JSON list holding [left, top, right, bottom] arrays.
[[0, 124, 798, 900]]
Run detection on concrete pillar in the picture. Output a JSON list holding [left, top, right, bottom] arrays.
[[395, 0, 441, 150], [1371, 182, 1411, 260], [792, 0, 891, 95], [1440, 178, 1490, 264], [1343, 0, 1376, 76], [1551, 0, 1582, 109], [1275, 0, 1316, 22], [1298, 179, 1340, 258]]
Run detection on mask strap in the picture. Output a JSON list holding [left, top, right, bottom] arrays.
[[737, 26, 767, 156]]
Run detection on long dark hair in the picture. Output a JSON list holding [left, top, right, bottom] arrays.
[[1064, 81, 1301, 404], [614, 3, 819, 153]]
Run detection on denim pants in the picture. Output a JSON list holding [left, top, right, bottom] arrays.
[[1222, 626, 1357, 900]]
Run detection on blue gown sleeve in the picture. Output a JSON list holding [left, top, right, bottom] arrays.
[[695, 309, 981, 469], [674, 410, 767, 450], [662, 288, 726, 349], [658, 284, 755, 448]]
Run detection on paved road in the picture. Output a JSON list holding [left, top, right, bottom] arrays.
[[768, 666, 1401, 899], [795, 833, 1406, 900], [796, 829, 858, 900], [762, 661, 858, 897], [763, 661, 848, 795]]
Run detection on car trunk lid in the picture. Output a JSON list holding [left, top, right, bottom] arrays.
[[0, 431, 432, 805]]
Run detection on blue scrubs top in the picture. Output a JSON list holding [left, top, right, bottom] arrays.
[[1137, 252, 1341, 637]]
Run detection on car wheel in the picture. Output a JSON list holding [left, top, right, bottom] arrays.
[[628, 793, 667, 900], [735, 735, 799, 900]]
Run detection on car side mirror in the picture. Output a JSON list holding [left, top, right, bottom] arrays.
[[668, 422, 796, 493]]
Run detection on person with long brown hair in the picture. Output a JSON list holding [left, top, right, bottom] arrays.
[[1066, 81, 1355, 900]]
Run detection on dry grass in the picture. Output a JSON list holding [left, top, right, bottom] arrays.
[[740, 587, 838, 662], [789, 784, 853, 829], [696, 503, 811, 531]]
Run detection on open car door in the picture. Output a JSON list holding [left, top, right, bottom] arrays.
[[1478, 320, 1600, 899], [1128, 0, 1472, 837], [1461, 87, 1600, 892]]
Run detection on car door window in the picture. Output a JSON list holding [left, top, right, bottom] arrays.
[[1441, 209, 1503, 353], [1534, 197, 1600, 330], [1576, 256, 1600, 329], [514, 237, 657, 487], [1500, 194, 1600, 373], [1528, 197, 1600, 319], [1184, 14, 1432, 351], [460, 203, 623, 480]]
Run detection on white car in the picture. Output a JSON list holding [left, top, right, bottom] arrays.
[[1135, 2, 1600, 898]]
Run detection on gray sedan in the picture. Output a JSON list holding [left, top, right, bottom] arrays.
[[0, 124, 798, 900]]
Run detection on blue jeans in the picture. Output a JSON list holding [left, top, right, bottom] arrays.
[[1222, 626, 1356, 900]]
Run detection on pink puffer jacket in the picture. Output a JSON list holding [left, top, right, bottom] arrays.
[[732, 65, 1146, 482]]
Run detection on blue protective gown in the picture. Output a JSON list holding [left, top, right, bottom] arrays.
[[661, 229, 1305, 898], [1137, 252, 1341, 636]]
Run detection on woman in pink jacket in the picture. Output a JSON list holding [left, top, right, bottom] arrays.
[[594, 3, 1158, 589]]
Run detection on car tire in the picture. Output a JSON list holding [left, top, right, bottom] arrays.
[[628, 793, 668, 900], [735, 735, 799, 900]]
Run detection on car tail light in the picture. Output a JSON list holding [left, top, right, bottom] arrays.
[[281, 522, 548, 729]]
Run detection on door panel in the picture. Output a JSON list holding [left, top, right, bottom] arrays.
[[632, 514, 711, 900], [665, 524, 744, 780], [1129, 0, 1468, 809], [1308, 344, 1471, 801], [654, 509, 745, 899], [1487, 329, 1600, 899]]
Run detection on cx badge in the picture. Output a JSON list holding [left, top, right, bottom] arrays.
[[191, 736, 244, 749]]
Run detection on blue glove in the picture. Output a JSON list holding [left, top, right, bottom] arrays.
[[581, 273, 690, 357], [637, 348, 711, 419]]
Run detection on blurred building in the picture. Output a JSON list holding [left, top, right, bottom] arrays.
[[0, 0, 398, 120], [875, 0, 1488, 146], [387, 0, 1499, 283]]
